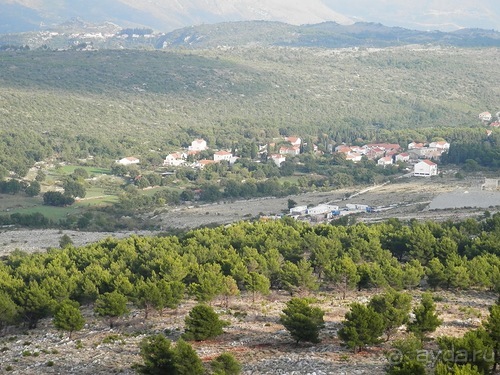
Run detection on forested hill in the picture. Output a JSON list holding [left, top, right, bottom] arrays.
[[157, 21, 500, 49], [0, 47, 498, 149]]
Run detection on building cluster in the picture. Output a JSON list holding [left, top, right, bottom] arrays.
[[334, 139, 450, 177], [289, 203, 373, 223], [479, 111, 500, 127], [116, 134, 448, 178]]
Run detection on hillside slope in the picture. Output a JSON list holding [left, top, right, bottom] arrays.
[[0, 47, 498, 150]]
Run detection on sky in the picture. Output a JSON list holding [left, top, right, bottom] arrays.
[[323, 0, 500, 31]]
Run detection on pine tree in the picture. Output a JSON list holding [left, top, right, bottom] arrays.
[[484, 303, 500, 374], [338, 302, 384, 352], [407, 292, 442, 341], [137, 334, 176, 374], [173, 339, 204, 375], [183, 304, 227, 341], [53, 300, 85, 339], [211, 352, 242, 375], [244, 272, 270, 302], [94, 291, 128, 328], [369, 290, 412, 341], [279, 298, 325, 344]]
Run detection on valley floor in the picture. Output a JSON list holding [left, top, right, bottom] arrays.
[[0, 173, 498, 256]]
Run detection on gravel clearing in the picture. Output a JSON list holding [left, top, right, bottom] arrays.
[[0, 229, 157, 257]]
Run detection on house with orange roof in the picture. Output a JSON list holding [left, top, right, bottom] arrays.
[[279, 146, 300, 156], [395, 153, 410, 162]]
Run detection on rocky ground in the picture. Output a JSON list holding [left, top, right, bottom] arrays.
[[0, 289, 496, 375]]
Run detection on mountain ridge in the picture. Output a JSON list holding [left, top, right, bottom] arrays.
[[1, 20, 499, 50]]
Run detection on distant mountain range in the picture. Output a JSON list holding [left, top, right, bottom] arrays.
[[0, 0, 498, 35], [1, 19, 499, 50], [156, 21, 500, 49]]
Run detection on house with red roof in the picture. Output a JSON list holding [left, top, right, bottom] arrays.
[[377, 156, 393, 166], [414, 160, 437, 177], [285, 136, 302, 147]]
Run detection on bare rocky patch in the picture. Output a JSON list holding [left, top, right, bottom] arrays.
[[0, 290, 495, 374]]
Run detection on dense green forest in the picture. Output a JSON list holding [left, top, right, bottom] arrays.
[[1, 215, 499, 330]]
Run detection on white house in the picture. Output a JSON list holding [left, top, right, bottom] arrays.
[[345, 152, 363, 163], [395, 153, 410, 162], [285, 136, 302, 147], [188, 138, 208, 152], [270, 154, 286, 167], [377, 156, 393, 166], [408, 142, 425, 149], [117, 157, 140, 165], [164, 152, 186, 167], [279, 146, 300, 156], [429, 141, 450, 151], [290, 205, 308, 215], [194, 159, 216, 169], [213, 150, 233, 162], [414, 160, 438, 177], [479, 112, 492, 122]]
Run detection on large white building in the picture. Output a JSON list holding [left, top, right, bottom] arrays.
[[307, 204, 339, 216], [188, 139, 208, 152], [213, 150, 233, 162], [414, 160, 438, 177]]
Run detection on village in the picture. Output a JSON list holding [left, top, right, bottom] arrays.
[[110, 133, 459, 228]]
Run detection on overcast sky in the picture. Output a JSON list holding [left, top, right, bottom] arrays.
[[323, 0, 499, 30]]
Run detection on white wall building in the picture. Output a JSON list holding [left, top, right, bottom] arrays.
[[164, 152, 186, 166], [414, 160, 438, 177], [188, 138, 208, 151], [290, 205, 308, 215], [377, 156, 393, 166], [428, 141, 450, 151], [213, 150, 233, 162], [307, 204, 339, 216], [117, 157, 140, 165], [479, 112, 492, 122], [270, 154, 286, 167]]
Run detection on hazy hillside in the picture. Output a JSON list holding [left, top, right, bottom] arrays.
[[157, 21, 500, 49], [0, 47, 498, 151]]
